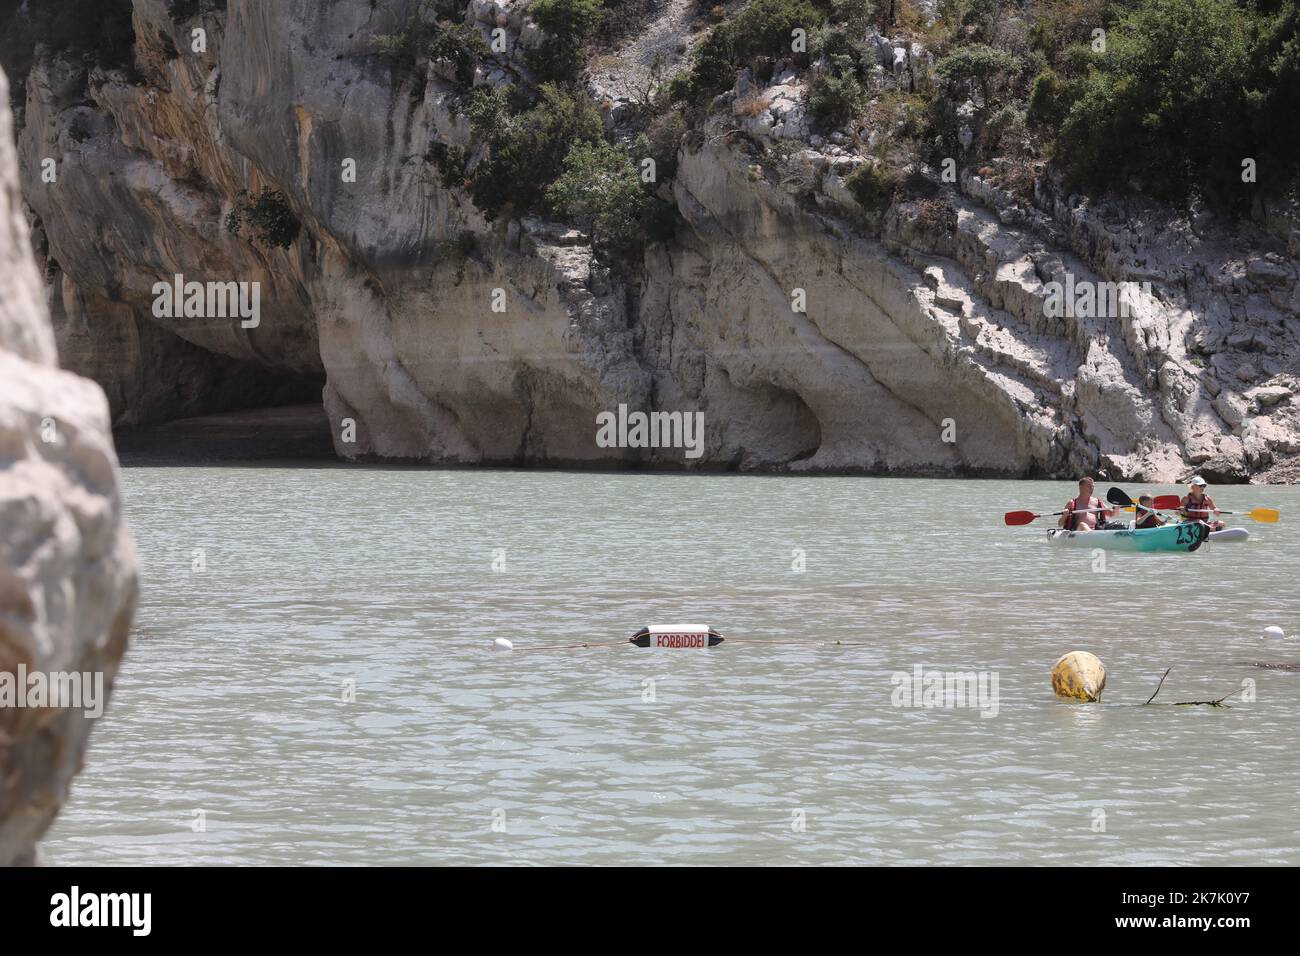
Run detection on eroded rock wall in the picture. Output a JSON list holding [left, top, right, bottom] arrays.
[[12, 1, 1300, 478], [0, 66, 138, 867]]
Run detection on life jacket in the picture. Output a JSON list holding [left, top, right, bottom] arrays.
[[1064, 495, 1104, 530], [1134, 507, 1162, 529], [1180, 493, 1216, 523]]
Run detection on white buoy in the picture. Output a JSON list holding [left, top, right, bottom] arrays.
[[493, 638, 514, 652], [1264, 625, 1285, 640]]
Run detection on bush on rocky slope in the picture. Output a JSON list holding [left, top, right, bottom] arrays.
[[528, 0, 605, 80], [429, 23, 489, 84], [1051, 0, 1300, 203], [636, 107, 689, 181], [371, 4, 485, 89], [933, 44, 1021, 107], [678, 0, 826, 102], [804, 0, 1300, 208], [831, 0, 876, 33], [599, 0, 664, 44], [845, 163, 901, 211], [545, 140, 652, 245], [469, 83, 605, 219], [224, 191, 301, 249], [808, 63, 869, 130], [1025, 0, 1112, 64], [462, 79, 668, 251]]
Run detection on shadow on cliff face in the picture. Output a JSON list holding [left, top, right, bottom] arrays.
[[113, 403, 337, 465]]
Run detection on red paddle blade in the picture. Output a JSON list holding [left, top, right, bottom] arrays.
[[1004, 510, 1038, 526], [1153, 494, 1181, 510]]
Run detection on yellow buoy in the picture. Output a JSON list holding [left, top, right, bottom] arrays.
[[1051, 651, 1107, 702]]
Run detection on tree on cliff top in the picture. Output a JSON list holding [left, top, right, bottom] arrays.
[[545, 140, 652, 246], [1053, 0, 1298, 203]]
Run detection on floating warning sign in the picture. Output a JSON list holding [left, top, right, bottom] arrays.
[[630, 625, 724, 648]]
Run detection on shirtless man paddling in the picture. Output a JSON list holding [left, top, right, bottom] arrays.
[[1057, 476, 1115, 532]]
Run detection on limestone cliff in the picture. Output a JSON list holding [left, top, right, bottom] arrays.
[[0, 65, 138, 867], [10, 0, 1300, 479]]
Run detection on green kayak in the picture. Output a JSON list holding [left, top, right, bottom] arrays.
[[1047, 522, 1210, 552]]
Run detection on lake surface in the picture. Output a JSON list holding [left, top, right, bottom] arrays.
[[43, 469, 1300, 865]]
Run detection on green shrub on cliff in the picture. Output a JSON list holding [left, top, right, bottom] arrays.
[[468, 85, 519, 134], [372, 26, 429, 79], [808, 64, 868, 130], [225, 190, 301, 249], [936, 0, 998, 30], [372, 8, 484, 85], [845, 163, 900, 212], [545, 140, 651, 245], [831, 0, 874, 33], [636, 107, 688, 182], [728, 0, 823, 61], [527, 0, 603, 81], [426, 142, 469, 187], [1053, 0, 1298, 202], [928, 43, 1022, 157], [429, 22, 489, 85], [469, 83, 604, 219], [680, 0, 825, 102], [599, 0, 661, 45], [1027, 0, 1111, 66], [679, 27, 737, 103], [1027, 67, 1079, 129], [933, 44, 1022, 107]]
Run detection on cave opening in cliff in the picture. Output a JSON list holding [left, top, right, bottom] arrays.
[[110, 370, 333, 465]]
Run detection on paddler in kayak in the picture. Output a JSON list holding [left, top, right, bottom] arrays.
[[1134, 494, 1166, 529], [1179, 476, 1226, 531], [1058, 476, 1116, 531]]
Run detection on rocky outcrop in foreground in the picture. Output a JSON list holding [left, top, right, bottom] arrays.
[[0, 66, 137, 867], [15, 1, 1300, 480]]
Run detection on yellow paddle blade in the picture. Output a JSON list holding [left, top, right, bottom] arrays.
[[1246, 507, 1280, 523]]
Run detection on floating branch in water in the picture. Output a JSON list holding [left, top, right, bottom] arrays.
[[1144, 667, 1246, 707], [1174, 687, 1247, 708], [1145, 667, 1172, 705]]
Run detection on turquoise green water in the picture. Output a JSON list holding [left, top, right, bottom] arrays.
[[43, 470, 1300, 864]]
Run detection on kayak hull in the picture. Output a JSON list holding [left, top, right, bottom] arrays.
[[1047, 522, 1209, 552], [1208, 527, 1249, 543]]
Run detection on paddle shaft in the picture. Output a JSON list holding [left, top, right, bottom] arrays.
[[1147, 495, 1274, 521]]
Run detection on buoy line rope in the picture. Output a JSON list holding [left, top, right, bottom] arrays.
[[503, 635, 870, 652], [722, 638, 870, 647], [508, 639, 634, 652]]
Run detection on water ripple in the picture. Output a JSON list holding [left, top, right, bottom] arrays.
[[42, 470, 1300, 865]]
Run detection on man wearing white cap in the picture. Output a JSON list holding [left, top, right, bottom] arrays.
[[1179, 476, 1226, 531]]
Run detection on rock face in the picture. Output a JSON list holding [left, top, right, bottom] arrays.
[[13, 2, 1300, 479], [0, 66, 138, 866]]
